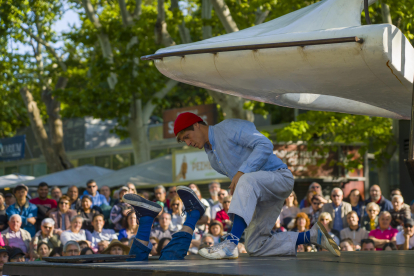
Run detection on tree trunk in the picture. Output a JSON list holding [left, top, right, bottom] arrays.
[[210, 0, 239, 33], [20, 87, 65, 173], [202, 0, 212, 39], [128, 99, 151, 164], [155, 0, 175, 46], [381, 1, 392, 24]]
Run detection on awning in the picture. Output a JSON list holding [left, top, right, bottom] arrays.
[[0, 174, 35, 188]]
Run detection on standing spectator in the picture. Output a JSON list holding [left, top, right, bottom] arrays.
[[67, 186, 81, 210], [8, 248, 25, 262], [127, 183, 137, 194], [280, 191, 300, 227], [0, 246, 8, 274], [368, 211, 398, 250], [390, 195, 410, 229], [169, 196, 185, 232], [364, 185, 393, 212], [215, 196, 232, 232], [110, 186, 133, 232], [188, 184, 210, 232], [361, 202, 380, 231], [30, 183, 57, 232], [302, 195, 323, 227], [211, 189, 228, 219], [291, 212, 310, 233], [50, 196, 77, 235], [0, 193, 8, 231], [209, 220, 224, 244], [339, 238, 355, 251], [60, 216, 92, 245], [77, 195, 102, 232], [118, 211, 138, 240], [339, 211, 368, 249], [321, 188, 352, 232], [346, 189, 365, 220], [361, 239, 376, 251], [150, 212, 173, 240], [207, 182, 221, 207], [4, 193, 15, 209], [100, 186, 116, 207], [90, 214, 117, 249], [6, 184, 37, 237], [81, 180, 109, 208], [35, 242, 50, 260], [62, 240, 81, 256], [30, 218, 61, 260], [51, 187, 62, 202], [2, 214, 30, 255], [166, 186, 177, 209], [318, 212, 340, 245], [299, 182, 327, 209], [396, 218, 414, 250], [103, 240, 130, 255]]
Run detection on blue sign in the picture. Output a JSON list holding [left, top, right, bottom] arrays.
[[0, 135, 26, 161]]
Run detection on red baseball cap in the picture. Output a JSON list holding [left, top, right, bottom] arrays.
[[174, 112, 204, 136]]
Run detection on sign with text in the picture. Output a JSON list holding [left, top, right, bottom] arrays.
[[0, 135, 26, 161], [173, 150, 224, 182], [163, 104, 218, 139]]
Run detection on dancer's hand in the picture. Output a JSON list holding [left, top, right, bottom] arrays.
[[229, 171, 244, 195]]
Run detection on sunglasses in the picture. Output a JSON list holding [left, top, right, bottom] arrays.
[[332, 195, 341, 197], [42, 226, 53, 229], [218, 193, 226, 196], [223, 201, 231, 204], [87, 185, 97, 188], [169, 191, 177, 194], [312, 202, 321, 205], [171, 203, 180, 207]]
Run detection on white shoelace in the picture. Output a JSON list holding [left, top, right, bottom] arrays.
[[209, 233, 239, 253]]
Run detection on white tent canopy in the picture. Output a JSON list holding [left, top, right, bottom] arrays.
[[73, 155, 173, 189], [147, 0, 413, 119], [0, 174, 35, 188], [21, 165, 114, 188]]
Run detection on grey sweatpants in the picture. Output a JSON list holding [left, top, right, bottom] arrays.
[[228, 168, 298, 257]]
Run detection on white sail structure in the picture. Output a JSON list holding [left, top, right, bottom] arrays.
[[143, 0, 414, 119]]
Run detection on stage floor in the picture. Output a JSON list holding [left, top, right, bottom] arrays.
[[4, 251, 414, 276]]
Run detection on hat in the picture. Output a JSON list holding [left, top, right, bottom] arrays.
[[8, 247, 25, 259], [4, 193, 13, 198], [0, 246, 8, 255], [13, 184, 28, 194], [102, 240, 130, 255], [119, 186, 129, 192], [173, 112, 204, 136], [404, 218, 414, 227]]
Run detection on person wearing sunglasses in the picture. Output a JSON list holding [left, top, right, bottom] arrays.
[[30, 218, 61, 260], [321, 188, 352, 232], [168, 196, 185, 232], [49, 195, 77, 235], [211, 189, 228, 220], [302, 195, 324, 227], [215, 196, 232, 231], [81, 179, 109, 208], [396, 218, 414, 250]]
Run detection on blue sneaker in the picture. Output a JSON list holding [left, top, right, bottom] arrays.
[[177, 186, 206, 217], [123, 193, 162, 218]]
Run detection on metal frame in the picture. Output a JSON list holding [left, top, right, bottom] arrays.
[[141, 37, 363, 61], [405, 75, 414, 184]]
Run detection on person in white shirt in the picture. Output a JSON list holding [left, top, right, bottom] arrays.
[[169, 197, 185, 233], [188, 184, 210, 231], [280, 191, 300, 228], [60, 215, 91, 246], [90, 214, 117, 249], [396, 218, 414, 250]]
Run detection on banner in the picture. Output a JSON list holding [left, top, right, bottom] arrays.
[[0, 135, 26, 161]]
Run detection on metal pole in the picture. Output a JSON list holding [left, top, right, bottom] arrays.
[[404, 74, 414, 185], [364, 0, 372, 25]]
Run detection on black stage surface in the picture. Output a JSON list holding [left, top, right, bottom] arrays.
[[4, 251, 413, 276]]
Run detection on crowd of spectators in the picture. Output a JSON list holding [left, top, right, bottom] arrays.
[[0, 179, 413, 274]]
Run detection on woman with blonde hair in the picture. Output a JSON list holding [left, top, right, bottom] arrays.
[[168, 195, 186, 232], [318, 212, 340, 245], [280, 191, 300, 227]]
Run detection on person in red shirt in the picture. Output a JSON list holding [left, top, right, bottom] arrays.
[[215, 196, 232, 232], [30, 182, 57, 232]]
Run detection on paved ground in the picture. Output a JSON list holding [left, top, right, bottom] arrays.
[[5, 251, 414, 276]]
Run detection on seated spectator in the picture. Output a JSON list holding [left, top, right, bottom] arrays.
[[100, 186, 116, 207], [271, 216, 286, 234], [60, 216, 92, 245], [81, 180, 109, 208], [0, 193, 7, 232], [390, 195, 410, 229], [81, 247, 94, 255], [361, 202, 380, 231], [67, 186, 81, 210], [166, 186, 177, 209], [346, 189, 365, 220], [364, 185, 393, 212], [0, 246, 8, 274], [361, 239, 375, 251], [49, 247, 62, 257], [169, 196, 185, 232], [30, 182, 57, 232], [291, 212, 310, 233], [127, 183, 137, 195], [299, 182, 328, 209], [5, 193, 15, 209], [188, 183, 210, 232], [62, 240, 80, 256], [368, 211, 398, 250], [209, 220, 224, 244], [153, 186, 168, 211], [149, 237, 159, 256], [318, 212, 340, 245], [110, 187, 133, 232], [301, 195, 323, 227], [2, 214, 30, 255], [50, 195, 77, 235], [30, 218, 61, 260], [215, 196, 232, 232], [98, 240, 110, 253], [150, 213, 173, 240], [8, 247, 25, 262], [103, 240, 129, 255], [200, 234, 215, 249], [77, 195, 102, 232], [390, 189, 411, 212], [35, 242, 50, 261], [90, 214, 117, 249], [78, 240, 89, 250], [340, 238, 355, 251], [321, 188, 352, 232], [383, 242, 397, 251], [51, 187, 62, 203], [156, 237, 171, 256], [7, 184, 37, 237], [118, 211, 138, 240], [396, 218, 414, 250], [340, 211, 368, 249], [211, 189, 228, 219], [120, 238, 129, 246]]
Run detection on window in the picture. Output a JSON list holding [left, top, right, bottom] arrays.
[[96, 156, 111, 169]]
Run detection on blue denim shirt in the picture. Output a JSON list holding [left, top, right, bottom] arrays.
[[81, 191, 109, 208], [6, 201, 38, 237], [204, 119, 287, 180], [332, 203, 343, 231]]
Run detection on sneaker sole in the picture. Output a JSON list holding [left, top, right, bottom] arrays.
[[316, 221, 341, 257], [198, 250, 238, 260], [123, 194, 162, 213], [177, 186, 207, 214]]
